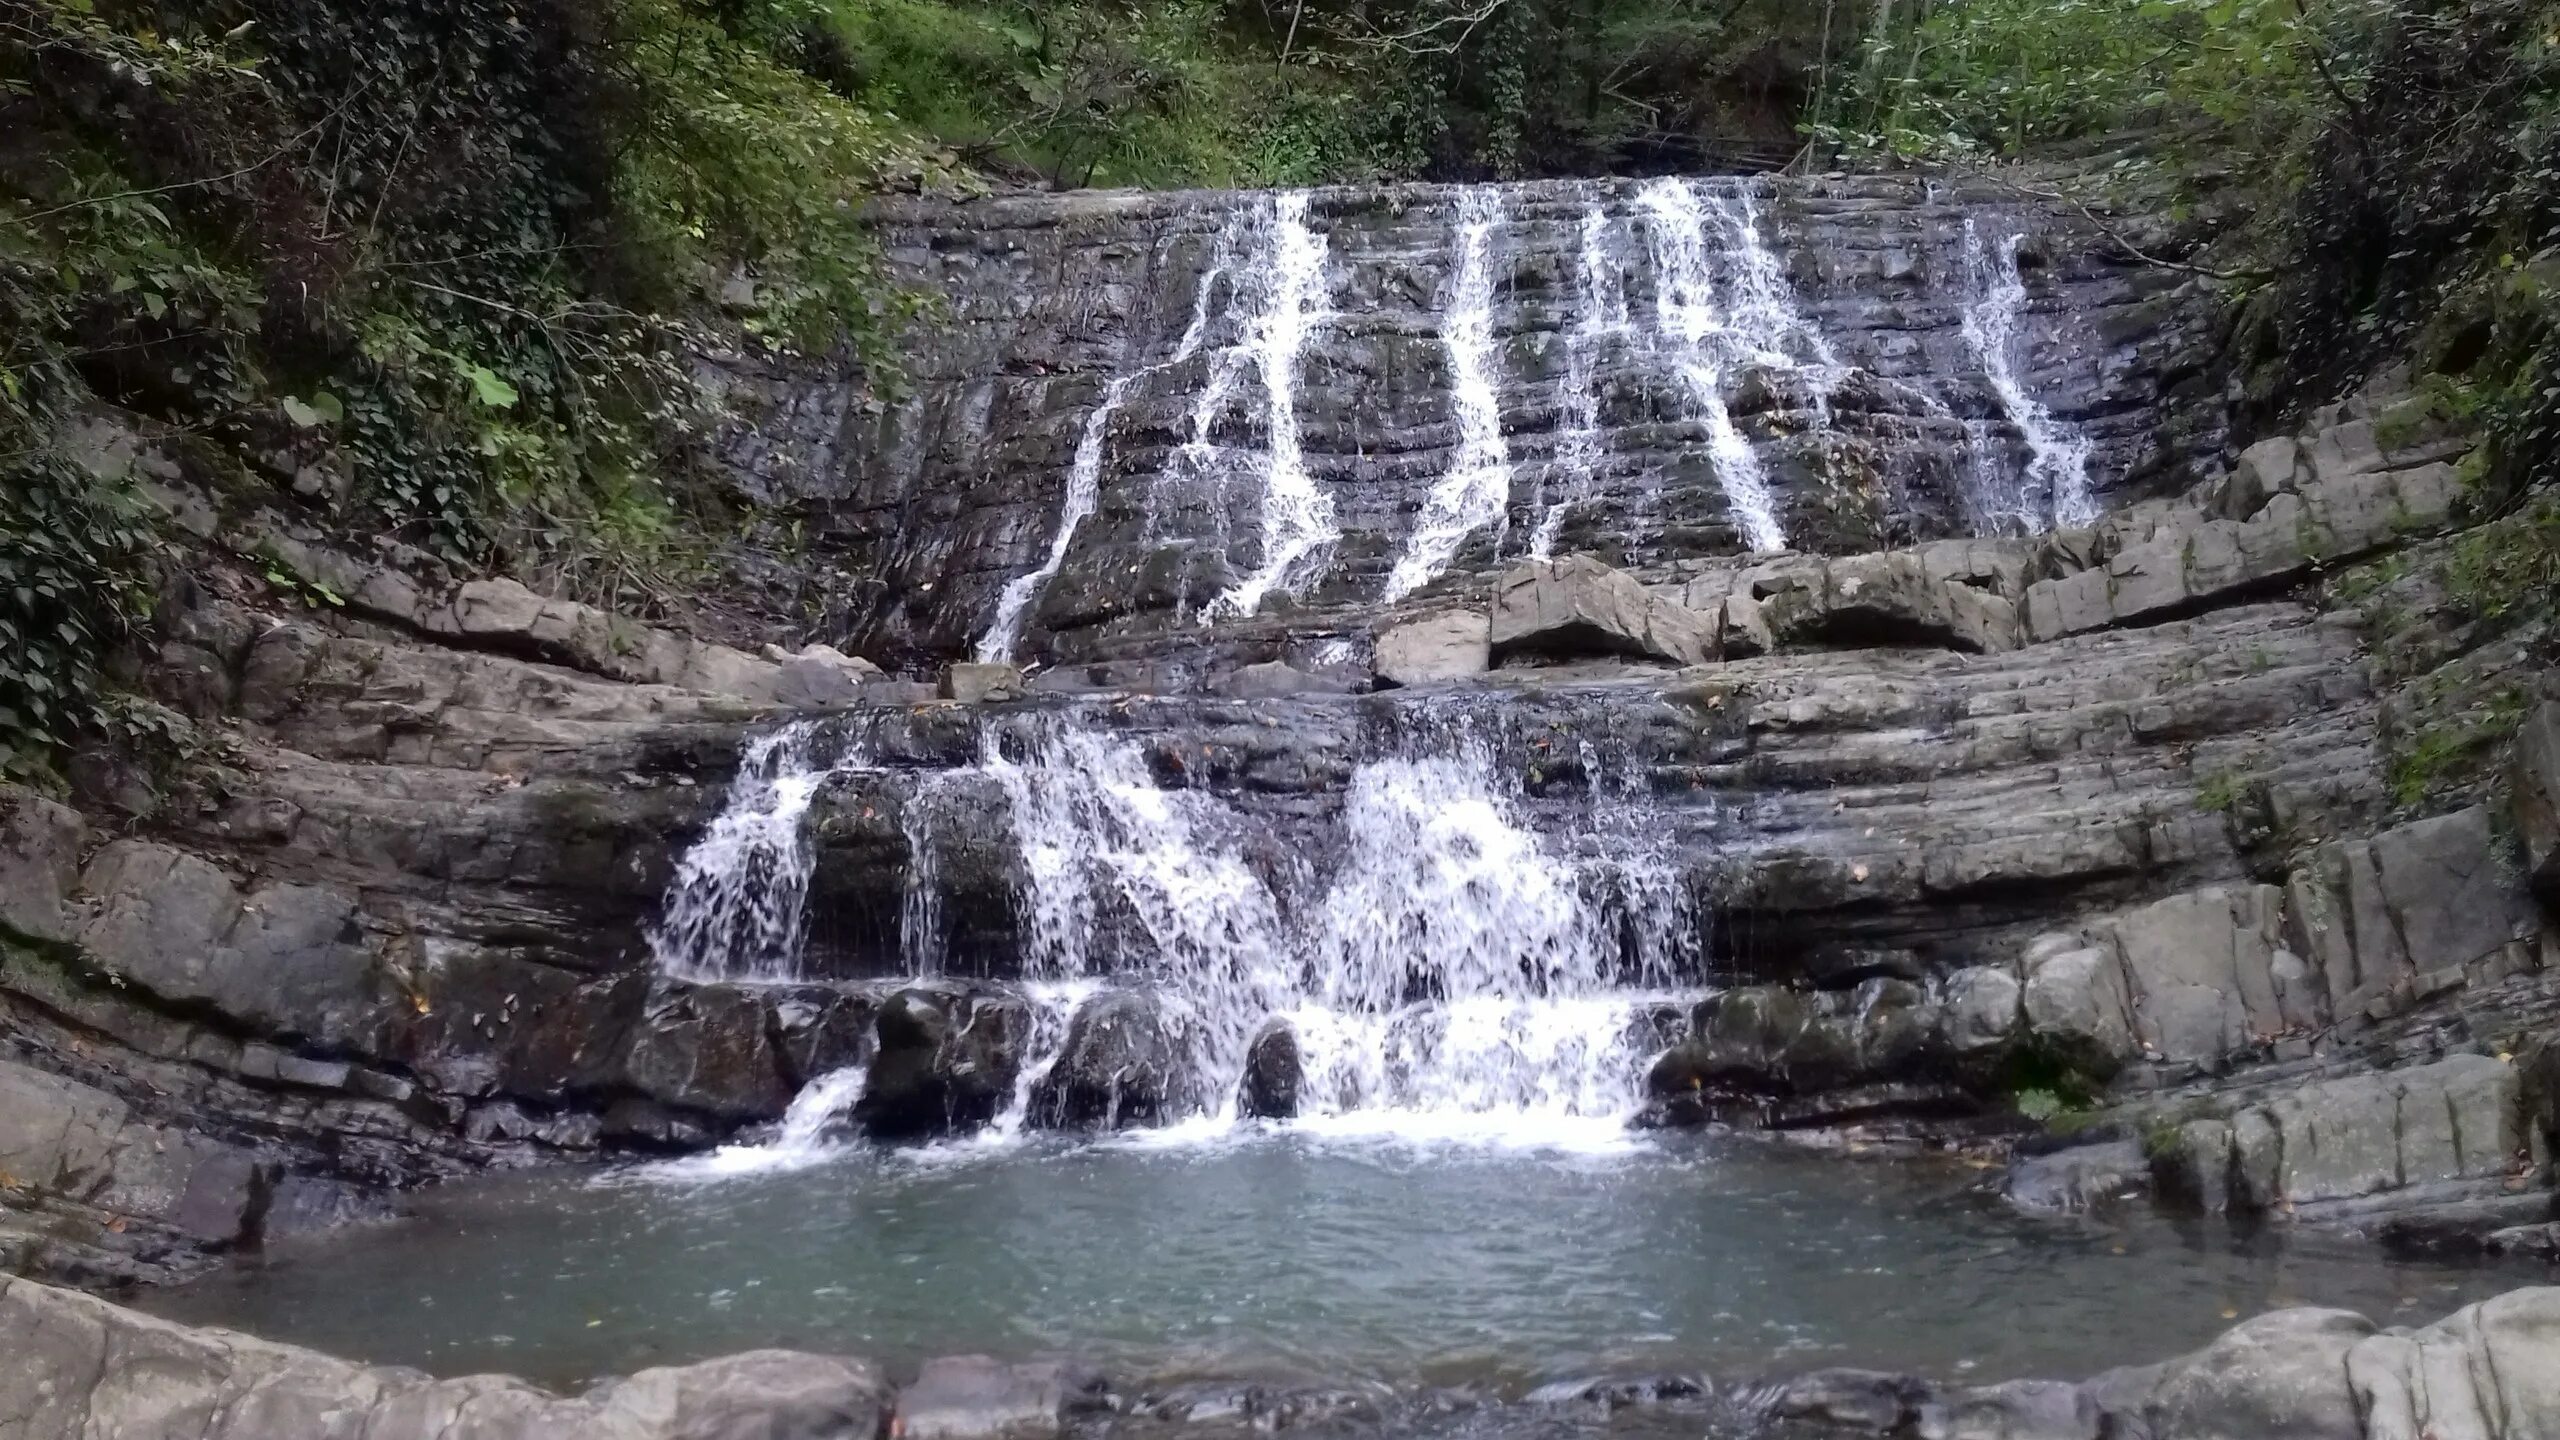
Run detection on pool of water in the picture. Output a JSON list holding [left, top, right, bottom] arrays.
[[148, 1130, 2514, 1393]]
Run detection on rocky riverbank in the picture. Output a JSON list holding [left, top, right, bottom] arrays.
[[8, 1273, 2556, 1440]]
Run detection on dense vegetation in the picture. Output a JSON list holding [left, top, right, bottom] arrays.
[[2, 0, 2554, 792]]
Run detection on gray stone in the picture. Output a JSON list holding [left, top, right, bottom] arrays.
[[2346, 1287, 2560, 1440], [2368, 807, 2538, 975], [774, 656, 867, 709], [1938, 966, 2022, 1057], [2225, 1054, 2521, 1210], [1913, 1380, 2091, 1440], [2088, 1305, 2370, 1440], [1489, 556, 1718, 667], [76, 842, 388, 1050], [1218, 660, 1349, 699], [0, 786, 84, 943], [1374, 609, 1489, 687], [2019, 942, 2135, 1076], [1764, 550, 2022, 654], [2102, 885, 2292, 1066], [942, 661, 1024, 705], [0, 1273, 890, 1440]]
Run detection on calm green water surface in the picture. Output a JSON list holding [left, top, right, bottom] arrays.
[[147, 1131, 2516, 1392]]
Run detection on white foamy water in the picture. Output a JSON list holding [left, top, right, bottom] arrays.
[[1209, 192, 1340, 617], [1635, 177, 1789, 553], [1386, 188, 1514, 600], [1700, 182, 1840, 411], [649, 722, 871, 982], [1533, 202, 1628, 560], [1961, 220, 2098, 531], [650, 1062, 875, 1179], [974, 718, 1703, 1145]]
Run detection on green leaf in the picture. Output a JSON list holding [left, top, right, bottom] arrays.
[[461, 364, 520, 409]]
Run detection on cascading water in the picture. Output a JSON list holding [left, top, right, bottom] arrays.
[[1698, 183, 1839, 416], [1532, 203, 1628, 560], [1961, 219, 2099, 531], [649, 721, 871, 983], [976, 715, 1702, 1143], [1208, 192, 1340, 618], [1385, 188, 1514, 600], [976, 371, 1134, 662], [1634, 177, 1791, 553], [983, 211, 1247, 658]]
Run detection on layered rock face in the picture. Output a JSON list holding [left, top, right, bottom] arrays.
[[724, 175, 2223, 668]]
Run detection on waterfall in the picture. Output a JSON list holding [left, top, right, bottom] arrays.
[[1635, 177, 1790, 553], [976, 371, 1134, 662], [649, 721, 870, 983], [1532, 203, 1627, 560], [1207, 192, 1340, 618], [1961, 220, 2098, 531], [656, 1061, 874, 1177], [984, 212, 1248, 659], [1698, 182, 1839, 417], [980, 717, 1699, 1141], [1385, 188, 1514, 600]]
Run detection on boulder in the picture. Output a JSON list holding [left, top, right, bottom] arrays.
[[1374, 609, 1490, 687], [2508, 702, 2560, 903], [1028, 989, 1180, 1129], [1240, 1018, 1302, 1119], [942, 661, 1024, 705], [774, 657, 866, 709], [1488, 556, 1718, 667], [0, 786, 84, 943], [1761, 551, 2022, 654], [2085, 1305, 2370, 1440], [2019, 939, 2137, 1078], [2100, 885, 2295, 1066], [855, 986, 1026, 1140], [617, 981, 795, 1123], [0, 1273, 890, 1440], [2290, 808, 2541, 1023], [1937, 966, 2022, 1061]]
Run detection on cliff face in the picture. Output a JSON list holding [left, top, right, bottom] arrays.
[[720, 175, 2224, 668]]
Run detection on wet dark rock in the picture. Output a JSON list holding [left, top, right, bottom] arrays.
[[618, 980, 796, 1122], [856, 985, 1027, 1140], [1521, 1374, 1711, 1410], [1218, 661, 1355, 699], [769, 983, 879, 1086], [1030, 990, 1180, 1130], [2516, 701, 2560, 902], [1767, 1369, 1932, 1430], [2376, 1193, 2557, 1256], [1240, 1018, 1302, 1119], [2003, 1140, 2148, 1215]]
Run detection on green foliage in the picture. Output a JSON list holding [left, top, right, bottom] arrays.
[[1817, 0, 2391, 160], [2013, 1086, 2067, 1122]]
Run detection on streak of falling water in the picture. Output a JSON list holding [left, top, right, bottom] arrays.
[[649, 721, 873, 983], [1532, 203, 1626, 560], [1635, 178, 1789, 553], [983, 212, 1248, 659], [1961, 220, 2098, 531], [975, 370, 1134, 662], [1385, 188, 1515, 601], [1699, 181, 1840, 421], [1208, 193, 1340, 618]]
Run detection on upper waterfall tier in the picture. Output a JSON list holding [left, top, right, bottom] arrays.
[[718, 174, 2222, 667]]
